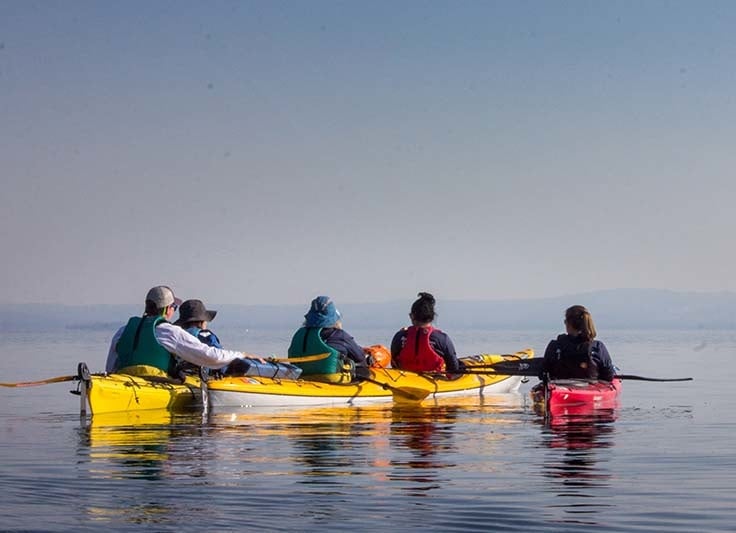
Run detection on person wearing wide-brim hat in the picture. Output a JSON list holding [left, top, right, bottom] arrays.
[[175, 299, 217, 329], [175, 299, 222, 349], [106, 286, 258, 377]]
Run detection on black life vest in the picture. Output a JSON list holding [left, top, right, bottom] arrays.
[[547, 334, 600, 380]]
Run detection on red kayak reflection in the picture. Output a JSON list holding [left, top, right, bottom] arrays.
[[539, 409, 618, 450]]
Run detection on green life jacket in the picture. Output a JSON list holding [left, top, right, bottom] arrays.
[[116, 316, 175, 374], [288, 327, 343, 378]]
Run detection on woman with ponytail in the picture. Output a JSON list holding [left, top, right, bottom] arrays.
[[540, 305, 616, 381], [391, 292, 464, 374]]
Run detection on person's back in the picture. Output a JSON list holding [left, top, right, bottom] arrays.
[[391, 292, 463, 374], [541, 305, 615, 381], [115, 314, 176, 375], [288, 296, 369, 381]]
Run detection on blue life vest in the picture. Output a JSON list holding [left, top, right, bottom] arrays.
[[185, 326, 223, 348]]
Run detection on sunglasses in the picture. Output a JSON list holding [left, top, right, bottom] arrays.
[[170, 303, 179, 312]]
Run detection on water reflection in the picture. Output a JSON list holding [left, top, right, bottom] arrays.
[[210, 405, 395, 479], [541, 410, 617, 452], [210, 400, 494, 494], [287, 407, 388, 479], [387, 404, 460, 493], [76, 410, 205, 526], [537, 411, 618, 526], [73, 397, 523, 527], [79, 410, 176, 480]]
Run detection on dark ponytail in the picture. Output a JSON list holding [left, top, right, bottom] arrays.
[[410, 292, 436, 324]]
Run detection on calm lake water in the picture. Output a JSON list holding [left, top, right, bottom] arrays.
[[1, 327, 734, 532]]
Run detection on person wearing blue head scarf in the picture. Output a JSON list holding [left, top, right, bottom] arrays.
[[303, 296, 342, 328], [288, 296, 369, 381]]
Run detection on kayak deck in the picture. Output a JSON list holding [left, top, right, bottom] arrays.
[[530, 378, 622, 417], [76, 349, 534, 414], [80, 371, 201, 415], [206, 350, 533, 408]]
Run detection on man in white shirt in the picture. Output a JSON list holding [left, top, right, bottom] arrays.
[[105, 285, 259, 375]]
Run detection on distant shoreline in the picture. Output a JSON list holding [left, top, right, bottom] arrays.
[[2, 289, 735, 330]]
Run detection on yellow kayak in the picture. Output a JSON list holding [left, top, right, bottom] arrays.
[[75, 363, 201, 415], [205, 349, 534, 409], [75, 349, 533, 414]]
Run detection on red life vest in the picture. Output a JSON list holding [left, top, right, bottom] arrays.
[[396, 326, 446, 372]]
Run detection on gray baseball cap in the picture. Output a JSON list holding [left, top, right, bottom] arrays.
[[145, 286, 182, 308]]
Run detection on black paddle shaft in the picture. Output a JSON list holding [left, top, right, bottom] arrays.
[[463, 358, 692, 382]]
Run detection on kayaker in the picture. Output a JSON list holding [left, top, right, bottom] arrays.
[[288, 296, 370, 381], [105, 286, 258, 376], [540, 305, 616, 381], [173, 298, 226, 375], [390, 292, 464, 374], [174, 299, 224, 349]]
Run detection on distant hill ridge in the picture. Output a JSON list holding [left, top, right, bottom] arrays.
[[1, 289, 735, 330]]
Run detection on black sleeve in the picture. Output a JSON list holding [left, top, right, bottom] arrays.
[[322, 328, 367, 367], [540, 340, 557, 379], [594, 341, 616, 381], [431, 330, 463, 373], [390, 330, 406, 364]]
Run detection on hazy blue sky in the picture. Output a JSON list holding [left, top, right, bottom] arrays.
[[2, 1, 734, 306]]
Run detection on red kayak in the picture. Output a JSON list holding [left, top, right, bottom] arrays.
[[531, 378, 622, 417]]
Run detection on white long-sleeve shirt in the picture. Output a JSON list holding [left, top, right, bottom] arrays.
[[105, 321, 243, 373]]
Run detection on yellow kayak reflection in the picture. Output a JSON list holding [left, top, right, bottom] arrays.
[[83, 409, 200, 469]]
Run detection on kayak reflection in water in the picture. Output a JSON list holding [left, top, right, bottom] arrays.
[[537, 412, 617, 495], [540, 305, 616, 381]]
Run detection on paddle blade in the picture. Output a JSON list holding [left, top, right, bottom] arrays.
[[391, 387, 432, 404], [468, 357, 544, 377], [364, 377, 431, 403], [615, 374, 693, 382]]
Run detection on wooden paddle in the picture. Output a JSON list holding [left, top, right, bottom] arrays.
[[267, 352, 330, 364], [0, 375, 77, 387], [0, 353, 327, 388], [363, 377, 431, 403]]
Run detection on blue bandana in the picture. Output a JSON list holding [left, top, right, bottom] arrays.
[[304, 296, 342, 328]]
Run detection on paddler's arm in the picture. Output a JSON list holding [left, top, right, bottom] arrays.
[[195, 329, 265, 363], [155, 322, 246, 369], [105, 326, 125, 373], [323, 328, 368, 366], [389, 329, 405, 367], [433, 331, 463, 373], [538, 340, 557, 379], [594, 341, 616, 381]]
